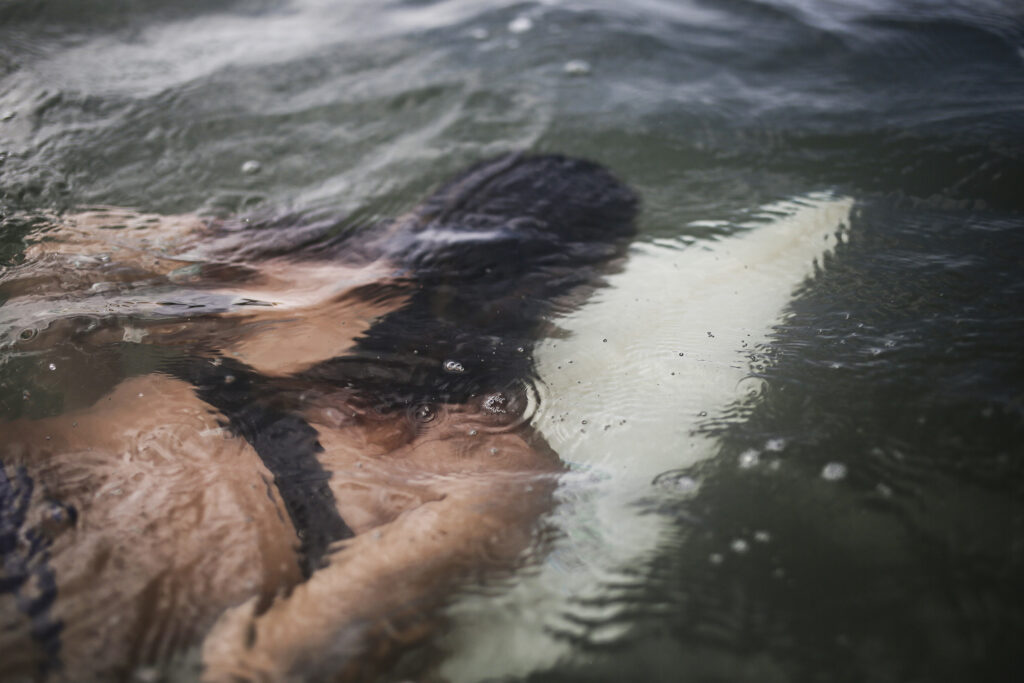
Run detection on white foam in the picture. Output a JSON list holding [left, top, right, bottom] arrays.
[[438, 193, 853, 680]]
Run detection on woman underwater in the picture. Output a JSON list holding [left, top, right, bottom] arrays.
[[0, 153, 637, 681]]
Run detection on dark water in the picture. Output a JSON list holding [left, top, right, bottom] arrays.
[[2, 1, 1024, 681]]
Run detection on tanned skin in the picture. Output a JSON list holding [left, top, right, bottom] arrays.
[[0, 154, 637, 681]]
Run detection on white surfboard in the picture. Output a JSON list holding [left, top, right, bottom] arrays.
[[438, 192, 854, 680]]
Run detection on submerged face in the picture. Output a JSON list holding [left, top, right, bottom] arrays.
[[0, 153, 636, 680]]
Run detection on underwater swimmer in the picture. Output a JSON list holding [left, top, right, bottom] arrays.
[[0, 153, 637, 681]]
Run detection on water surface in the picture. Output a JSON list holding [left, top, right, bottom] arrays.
[[2, 1, 1023, 681]]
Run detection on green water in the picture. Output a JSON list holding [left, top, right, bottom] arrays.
[[2, 1, 1023, 681]]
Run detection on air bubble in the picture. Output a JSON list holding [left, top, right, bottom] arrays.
[[730, 539, 749, 554], [821, 462, 847, 481], [483, 392, 508, 414], [765, 438, 786, 452], [443, 360, 465, 374], [564, 59, 591, 76], [508, 16, 533, 33], [132, 667, 160, 683], [241, 160, 261, 175], [19, 328, 37, 341], [48, 363, 56, 371], [413, 404, 436, 423], [674, 476, 698, 494], [738, 449, 760, 469]]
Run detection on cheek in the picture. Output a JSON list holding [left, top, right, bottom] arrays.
[[314, 413, 418, 456], [401, 420, 561, 475], [360, 416, 418, 452]]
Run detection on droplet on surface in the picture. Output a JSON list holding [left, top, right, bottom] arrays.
[[822, 462, 847, 481], [738, 449, 760, 469], [563, 59, 591, 76], [508, 16, 533, 33]]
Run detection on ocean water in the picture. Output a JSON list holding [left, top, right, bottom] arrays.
[[2, 1, 1023, 681]]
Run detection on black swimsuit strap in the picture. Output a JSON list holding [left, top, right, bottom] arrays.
[[169, 358, 353, 577]]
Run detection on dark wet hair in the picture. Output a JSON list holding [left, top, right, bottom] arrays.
[[305, 152, 638, 407]]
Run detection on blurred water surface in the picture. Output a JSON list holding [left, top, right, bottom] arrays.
[[2, 0, 1023, 681]]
